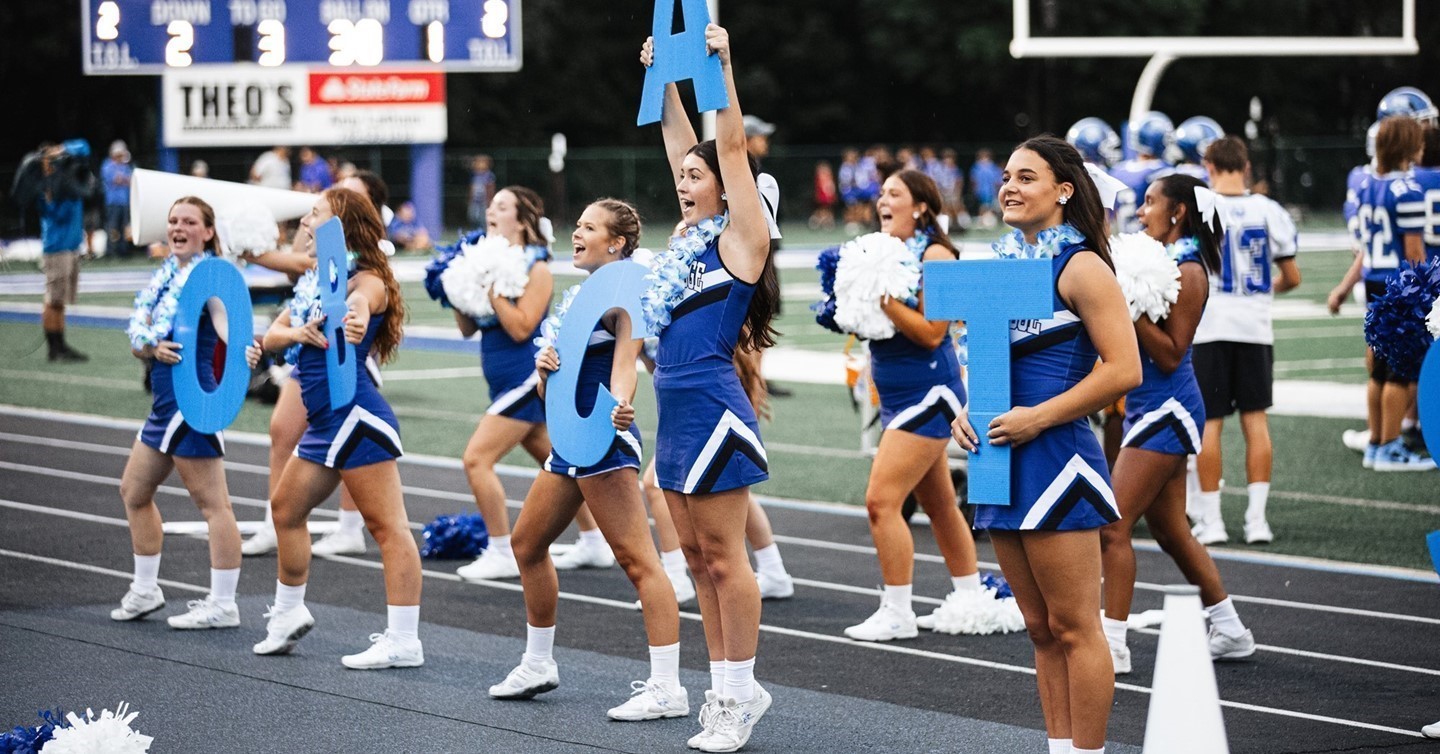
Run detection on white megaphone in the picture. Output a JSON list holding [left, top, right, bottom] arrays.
[[130, 168, 318, 247]]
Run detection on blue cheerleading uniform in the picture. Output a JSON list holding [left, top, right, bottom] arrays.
[[871, 254, 967, 439], [543, 322, 643, 478], [653, 238, 769, 495], [973, 242, 1120, 532], [1121, 245, 1206, 456], [479, 245, 551, 424], [295, 314, 404, 469], [138, 310, 225, 458]]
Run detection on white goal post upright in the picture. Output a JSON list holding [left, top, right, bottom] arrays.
[[1010, 0, 1419, 137]]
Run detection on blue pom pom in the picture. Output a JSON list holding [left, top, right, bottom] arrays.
[[424, 229, 485, 307], [813, 245, 843, 333], [420, 513, 489, 559], [980, 571, 1013, 600], [1365, 261, 1440, 381], [0, 710, 66, 754]]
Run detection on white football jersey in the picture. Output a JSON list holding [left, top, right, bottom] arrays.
[[1193, 193, 1299, 345]]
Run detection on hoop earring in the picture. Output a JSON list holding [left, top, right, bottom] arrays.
[[1058, 195, 1069, 206]]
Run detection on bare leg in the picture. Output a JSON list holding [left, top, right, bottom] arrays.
[[911, 453, 978, 578], [462, 414, 538, 537], [864, 430, 950, 586], [679, 487, 761, 662], [173, 456, 242, 570], [341, 461, 421, 605], [1147, 471, 1231, 607], [1237, 410, 1273, 485], [581, 469, 679, 646], [992, 531, 1070, 739], [1100, 448, 1184, 621], [271, 458, 340, 587], [118, 441, 176, 557], [1196, 418, 1225, 492], [645, 461, 682, 553], [511, 473, 586, 627]]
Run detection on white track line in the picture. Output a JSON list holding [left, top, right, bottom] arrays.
[[0, 541, 1422, 741]]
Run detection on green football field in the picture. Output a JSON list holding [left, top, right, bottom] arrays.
[[2, 240, 1437, 571]]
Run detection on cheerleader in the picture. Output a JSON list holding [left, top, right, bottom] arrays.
[[841, 169, 984, 643], [1098, 174, 1255, 676], [640, 25, 780, 752], [450, 187, 615, 580], [114, 196, 260, 629], [487, 199, 687, 720], [252, 187, 422, 668], [952, 136, 1141, 754]]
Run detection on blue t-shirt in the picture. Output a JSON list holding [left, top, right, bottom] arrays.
[[299, 159, 333, 191], [101, 159, 132, 207], [40, 197, 85, 253], [970, 160, 1002, 204]]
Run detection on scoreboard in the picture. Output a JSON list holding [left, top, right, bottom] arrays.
[[82, 0, 521, 74]]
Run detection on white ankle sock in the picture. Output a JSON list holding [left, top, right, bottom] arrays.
[[388, 605, 419, 641], [1207, 597, 1246, 638], [952, 572, 981, 593], [1071, 746, 1104, 754], [132, 553, 161, 592], [578, 528, 606, 548], [274, 580, 305, 612], [1184, 459, 1201, 519], [661, 548, 687, 573], [337, 508, 364, 534], [489, 535, 513, 556], [1047, 740, 1072, 754], [210, 568, 239, 609], [883, 584, 912, 613], [723, 657, 755, 703], [1198, 490, 1222, 523], [524, 623, 555, 664], [753, 544, 785, 576], [263, 505, 275, 527], [709, 661, 725, 695], [1101, 616, 1127, 648], [649, 642, 680, 688], [1246, 482, 1270, 522]]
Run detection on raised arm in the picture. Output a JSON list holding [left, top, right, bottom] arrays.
[[492, 262, 554, 343], [244, 249, 314, 279], [640, 37, 700, 180], [706, 25, 770, 283]]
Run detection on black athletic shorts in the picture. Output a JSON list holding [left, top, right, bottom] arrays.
[[1192, 341, 1274, 418]]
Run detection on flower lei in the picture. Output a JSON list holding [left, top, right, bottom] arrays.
[[127, 252, 210, 350], [1167, 236, 1201, 264], [533, 283, 581, 350], [991, 222, 1085, 259], [900, 229, 930, 307], [640, 213, 728, 335]]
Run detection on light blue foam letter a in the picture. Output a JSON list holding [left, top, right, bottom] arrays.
[[923, 258, 1052, 506], [636, 0, 729, 126]]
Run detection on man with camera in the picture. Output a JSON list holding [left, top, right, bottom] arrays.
[[11, 139, 97, 362]]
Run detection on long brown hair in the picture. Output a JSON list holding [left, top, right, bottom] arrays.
[[322, 187, 407, 364], [1013, 135, 1113, 268], [734, 339, 771, 422], [1376, 117, 1424, 174], [503, 185, 549, 248], [889, 169, 958, 257], [685, 139, 780, 351], [171, 196, 220, 255]]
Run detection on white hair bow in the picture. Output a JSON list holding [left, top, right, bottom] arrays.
[[538, 216, 555, 245], [1194, 186, 1219, 226], [1084, 163, 1128, 211]]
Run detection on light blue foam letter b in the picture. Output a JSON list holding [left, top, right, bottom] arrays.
[[315, 217, 356, 411]]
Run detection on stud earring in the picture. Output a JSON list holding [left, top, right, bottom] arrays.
[[1058, 195, 1069, 205], [912, 211, 921, 219], [720, 192, 728, 201], [1170, 216, 1178, 225], [607, 246, 618, 255]]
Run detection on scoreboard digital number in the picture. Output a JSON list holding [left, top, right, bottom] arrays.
[[83, 0, 522, 74]]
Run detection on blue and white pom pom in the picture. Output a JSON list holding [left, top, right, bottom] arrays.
[[420, 514, 489, 559], [1110, 232, 1181, 322], [1427, 292, 1440, 340], [833, 233, 921, 340], [1365, 260, 1440, 381], [424, 229, 483, 307], [811, 245, 843, 334], [0, 709, 66, 753], [921, 571, 1025, 636], [215, 203, 279, 258], [440, 235, 531, 323], [43, 703, 152, 754]]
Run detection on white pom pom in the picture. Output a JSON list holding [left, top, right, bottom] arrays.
[[833, 232, 922, 340], [922, 589, 1027, 636], [1111, 232, 1181, 322], [45, 703, 154, 753], [439, 235, 531, 320], [215, 203, 279, 257], [1428, 298, 1440, 340]]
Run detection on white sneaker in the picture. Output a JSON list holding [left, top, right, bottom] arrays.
[[1191, 518, 1229, 546], [1341, 428, 1369, 453], [252, 604, 316, 655], [1209, 626, 1256, 660], [341, 629, 424, 669], [110, 587, 165, 621], [551, 538, 616, 571], [1110, 643, 1132, 675], [1422, 719, 1440, 739], [457, 548, 521, 581], [166, 596, 240, 629], [843, 599, 918, 642], [1244, 518, 1274, 544], [756, 570, 794, 600], [1373, 441, 1435, 472], [688, 691, 720, 749], [698, 684, 773, 753], [607, 679, 690, 721], [668, 569, 697, 606], [489, 658, 559, 699], [312, 527, 367, 557], [241, 526, 278, 556]]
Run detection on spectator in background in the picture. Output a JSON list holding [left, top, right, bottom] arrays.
[[335, 161, 357, 182], [809, 160, 837, 231], [934, 149, 968, 233], [969, 148, 1002, 228], [468, 155, 497, 227], [297, 147, 333, 193], [340, 169, 395, 229], [895, 146, 919, 172], [101, 140, 133, 257], [189, 160, 209, 178], [388, 201, 431, 251], [11, 140, 97, 362], [249, 146, 291, 190], [839, 148, 867, 234], [743, 115, 775, 168]]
